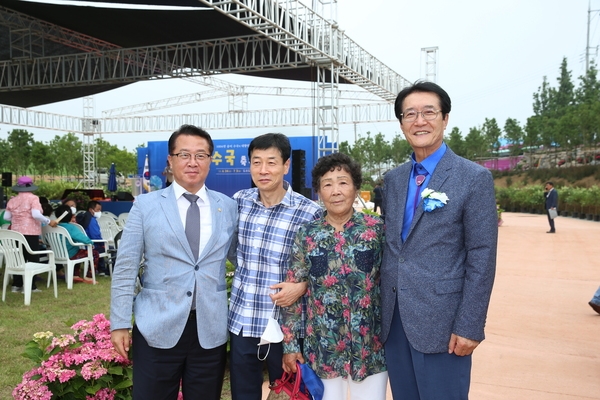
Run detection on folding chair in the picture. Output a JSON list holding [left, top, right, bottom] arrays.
[[0, 230, 57, 306], [42, 225, 96, 289], [72, 223, 112, 276]]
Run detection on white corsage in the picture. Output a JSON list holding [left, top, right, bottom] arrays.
[[421, 188, 449, 212]]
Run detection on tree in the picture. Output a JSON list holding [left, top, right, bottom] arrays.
[[575, 61, 600, 105], [371, 132, 391, 180], [445, 127, 465, 157], [389, 134, 412, 166], [6, 129, 34, 176], [549, 57, 575, 117], [0, 139, 10, 172], [482, 118, 502, 154], [48, 133, 83, 177], [30, 141, 57, 178], [95, 138, 137, 175], [503, 118, 524, 157], [463, 127, 487, 161]]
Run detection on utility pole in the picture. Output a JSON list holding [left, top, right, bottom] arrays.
[[586, 1, 600, 72]]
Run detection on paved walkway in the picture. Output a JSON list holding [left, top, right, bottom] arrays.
[[262, 212, 600, 399]]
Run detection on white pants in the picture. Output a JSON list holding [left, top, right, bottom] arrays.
[[321, 371, 388, 400]]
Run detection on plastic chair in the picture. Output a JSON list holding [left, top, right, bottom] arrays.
[[117, 212, 129, 229], [102, 211, 118, 220], [72, 223, 112, 276], [42, 225, 96, 289], [98, 216, 122, 247], [0, 230, 57, 306]]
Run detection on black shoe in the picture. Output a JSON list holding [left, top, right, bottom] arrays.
[[589, 302, 600, 315], [546, 230, 555, 233]]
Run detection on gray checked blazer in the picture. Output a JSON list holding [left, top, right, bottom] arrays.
[[381, 147, 498, 354], [110, 184, 238, 349]]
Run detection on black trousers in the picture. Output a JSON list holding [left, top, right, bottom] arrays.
[[132, 314, 227, 400], [229, 330, 284, 400], [13, 234, 40, 289]]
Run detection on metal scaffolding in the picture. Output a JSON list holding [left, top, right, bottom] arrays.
[[0, 0, 412, 180]]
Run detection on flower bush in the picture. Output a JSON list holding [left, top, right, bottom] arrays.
[[13, 314, 132, 400]]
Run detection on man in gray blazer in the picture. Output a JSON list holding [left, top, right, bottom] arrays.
[[111, 125, 238, 400], [381, 82, 498, 400]]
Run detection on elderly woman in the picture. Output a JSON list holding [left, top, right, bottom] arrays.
[[4, 176, 57, 293], [280, 153, 387, 400]]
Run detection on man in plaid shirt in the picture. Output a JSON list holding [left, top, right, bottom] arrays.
[[228, 133, 323, 400]]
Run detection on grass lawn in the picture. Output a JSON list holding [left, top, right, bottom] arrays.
[[0, 273, 232, 399]]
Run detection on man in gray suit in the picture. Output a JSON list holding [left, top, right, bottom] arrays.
[[111, 125, 238, 400], [381, 82, 498, 400]]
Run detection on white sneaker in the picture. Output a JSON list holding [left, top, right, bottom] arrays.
[[11, 286, 22, 293], [28, 288, 42, 293]]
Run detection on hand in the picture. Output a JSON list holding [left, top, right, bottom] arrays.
[[270, 282, 308, 307], [448, 333, 480, 356], [111, 329, 131, 359], [282, 352, 304, 373], [48, 220, 58, 228]]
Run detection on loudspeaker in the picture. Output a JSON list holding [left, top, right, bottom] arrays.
[[2, 172, 12, 187], [300, 187, 313, 200], [291, 150, 306, 193], [116, 191, 134, 201]]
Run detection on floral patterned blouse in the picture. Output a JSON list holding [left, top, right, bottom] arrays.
[[281, 210, 386, 382]]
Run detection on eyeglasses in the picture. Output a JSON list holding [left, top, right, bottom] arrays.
[[171, 152, 211, 161], [400, 109, 440, 122]]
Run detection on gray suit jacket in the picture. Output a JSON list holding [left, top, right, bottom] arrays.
[[381, 147, 498, 354], [110, 185, 238, 349]]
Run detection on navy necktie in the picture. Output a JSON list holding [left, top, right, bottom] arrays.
[[413, 163, 429, 212]]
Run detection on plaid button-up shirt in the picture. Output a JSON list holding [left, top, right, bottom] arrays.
[[228, 182, 323, 337]]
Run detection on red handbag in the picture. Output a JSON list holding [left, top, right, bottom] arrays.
[[269, 365, 311, 400]]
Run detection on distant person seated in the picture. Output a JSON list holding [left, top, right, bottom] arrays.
[[39, 196, 54, 217], [76, 201, 110, 276], [54, 204, 99, 283]]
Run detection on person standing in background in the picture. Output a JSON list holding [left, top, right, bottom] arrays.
[[544, 181, 558, 233], [373, 182, 384, 215]]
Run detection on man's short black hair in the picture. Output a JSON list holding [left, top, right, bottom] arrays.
[[394, 81, 452, 123], [248, 133, 291, 162]]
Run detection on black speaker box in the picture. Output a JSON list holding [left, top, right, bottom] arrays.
[[116, 191, 135, 201], [291, 150, 306, 192], [2, 172, 12, 187]]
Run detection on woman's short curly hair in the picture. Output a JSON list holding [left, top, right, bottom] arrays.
[[312, 153, 362, 191]]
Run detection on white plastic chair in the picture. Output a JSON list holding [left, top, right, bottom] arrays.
[[98, 216, 122, 247], [0, 230, 57, 306], [72, 223, 112, 276], [42, 225, 96, 289], [117, 212, 129, 229], [102, 211, 118, 220]]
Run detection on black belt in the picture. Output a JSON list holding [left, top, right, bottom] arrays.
[[189, 309, 196, 319]]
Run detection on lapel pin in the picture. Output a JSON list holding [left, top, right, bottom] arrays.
[[218, 208, 222, 212]]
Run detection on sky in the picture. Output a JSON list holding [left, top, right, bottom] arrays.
[[0, 0, 598, 151]]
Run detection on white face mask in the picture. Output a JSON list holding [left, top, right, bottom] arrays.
[[70, 207, 77, 215], [257, 302, 283, 361], [94, 211, 102, 219]]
